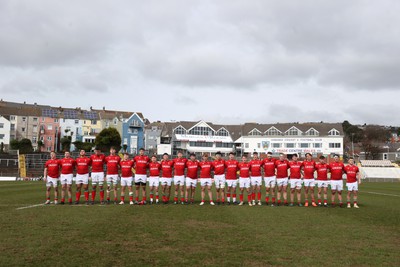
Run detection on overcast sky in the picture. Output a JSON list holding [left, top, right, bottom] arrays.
[[0, 0, 399, 126]]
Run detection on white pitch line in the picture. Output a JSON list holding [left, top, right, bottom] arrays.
[[16, 203, 47, 210], [363, 191, 400, 197]]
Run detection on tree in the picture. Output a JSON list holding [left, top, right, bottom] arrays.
[[10, 139, 34, 154], [60, 136, 72, 152], [73, 141, 94, 152], [360, 126, 390, 159], [95, 127, 122, 152]]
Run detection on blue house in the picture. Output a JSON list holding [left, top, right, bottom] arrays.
[[121, 112, 145, 155]]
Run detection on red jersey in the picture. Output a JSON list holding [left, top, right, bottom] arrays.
[[149, 162, 161, 177], [288, 161, 302, 179], [329, 162, 345, 180], [105, 155, 121, 175], [344, 165, 359, 183], [199, 161, 213, 178], [133, 155, 150, 175], [315, 163, 329, 181], [120, 160, 134, 178], [262, 158, 276, 177], [186, 160, 199, 179], [275, 160, 289, 178], [302, 160, 316, 179], [238, 162, 250, 178], [225, 160, 239, 180], [173, 157, 187, 176], [161, 160, 174, 178], [213, 159, 225, 175], [76, 157, 91, 175], [45, 159, 60, 178], [249, 159, 263, 177], [59, 158, 75, 175], [90, 154, 105, 173]]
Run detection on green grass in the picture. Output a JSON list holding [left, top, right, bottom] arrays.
[[0, 182, 399, 266]]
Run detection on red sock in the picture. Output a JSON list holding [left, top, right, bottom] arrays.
[[150, 194, 154, 199], [324, 199, 327, 204], [347, 201, 350, 205], [91, 191, 96, 201], [142, 196, 146, 201], [247, 195, 251, 202], [318, 199, 321, 204], [216, 198, 220, 203], [162, 196, 166, 202], [233, 193, 236, 199], [284, 200, 288, 204], [135, 197, 139, 201], [75, 192, 81, 202], [100, 190, 104, 201], [121, 196, 125, 202], [47, 197, 50, 200], [265, 197, 269, 203], [278, 200, 281, 204], [174, 197, 178, 202], [221, 198, 225, 203], [68, 198, 72, 203], [252, 193, 255, 201], [240, 194, 244, 202], [227, 193, 231, 199], [156, 195, 159, 200], [272, 197, 276, 203], [257, 192, 261, 201], [129, 196, 133, 201], [354, 201, 357, 204], [61, 198, 65, 202], [84, 191, 89, 201], [180, 197, 185, 202]]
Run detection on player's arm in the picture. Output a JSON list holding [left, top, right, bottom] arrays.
[[43, 166, 48, 182], [357, 168, 361, 185]]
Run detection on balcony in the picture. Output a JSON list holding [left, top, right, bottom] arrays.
[[129, 121, 141, 128]]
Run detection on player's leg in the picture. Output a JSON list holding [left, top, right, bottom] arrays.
[[149, 184, 154, 204], [61, 182, 67, 204], [120, 184, 126, 204], [277, 184, 282, 205], [190, 184, 196, 203], [83, 183, 90, 204], [310, 183, 317, 206], [45, 184, 51, 204], [113, 179, 119, 204], [353, 190, 359, 208], [246, 187, 252, 206], [304, 185, 309, 206], [282, 185, 288, 205], [346, 190, 352, 208], [331, 188, 337, 206], [317, 186, 322, 206], [128, 184, 134, 205], [200, 185, 206, 205], [91, 175, 97, 204], [323, 187, 328, 206], [271, 182, 276, 205], [67, 183, 72, 204], [99, 175, 105, 204], [239, 186, 244, 205], [265, 185, 271, 205], [75, 182, 82, 204], [290, 180, 295, 205], [256, 184, 261, 205], [296, 187, 302, 206], [135, 183, 140, 204], [179, 182, 185, 203], [338, 190, 343, 207], [53, 181, 59, 204], [173, 182, 179, 204], [226, 185, 232, 204], [141, 183, 147, 204], [207, 184, 214, 204]]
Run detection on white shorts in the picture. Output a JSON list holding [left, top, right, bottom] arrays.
[[91, 172, 105, 185], [331, 180, 343, 191], [160, 177, 172, 186], [303, 179, 315, 187], [239, 177, 251, 189], [76, 174, 89, 185], [120, 177, 133, 187], [200, 178, 213, 187], [186, 177, 197, 187], [106, 174, 119, 185], [214, 174, 226, 189], [134, 174, 147, 184], [173, 175, 185, 186], [346, 182, 358, 191], [317, 180, 329, 188], [276, 178, 288, 187], [264, 176, 276, 188], [149, 177, 160, 187], [60, 174, 73, 185], [290, 178, 302, 189], [46, 176, 59, 187], [251, 176, 262, 187], [226, 179, 237, 188]]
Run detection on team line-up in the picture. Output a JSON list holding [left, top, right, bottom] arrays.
[[43, 147, 362, 208]]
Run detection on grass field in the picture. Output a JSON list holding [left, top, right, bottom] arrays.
[[0, 181, 399, 267]]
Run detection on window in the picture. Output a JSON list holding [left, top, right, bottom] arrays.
[[328, 129, 340, 136], [105, 122, 109, 127], [265, 127, 282, 136], [149, 145, 154, 149], [329, 143, 341, 148], [174, 126, 186, 135], [47, 125, 53, 130], [133, 129, 138, 134], [216, 143, 234, 148], [32, 125, 38, 132], [22, 127, 26, 132], [249, 129, 262, 136], [188, 126, 214, 136], [42, 117, 45, 122], [257, 143, 261, 148], [300, 143, 309, 148], [22, 117, 26, 122], [10, 116, 16, 121], [305, 128, 319, 136], [40, 136, 44, 141], [32, 136, 37, 144], [114, 119, 118, 125], [285, 143, 295, 148], [10, 124, 15, 131], [313, 143, 322, 148], [47, 136, 52, 141], [131, 120, 140, 127], [0, 123, 3, 128], [272, 143, 281, 148], [216, 128, 229, 136], [151, 126, 158, 131], [75, 120, 79, 124], [47, 147, 51, 152], [173, 141, 181, 147], [286, 127, 301, 136], [54, 119, 59, 123], [33, 117, 38, 122], [91, 120, 97, 125], [245, 143, 249, 148], [124, 138, 128, 145], [0, 134, 4, 139], [189, 141, 213, 147]]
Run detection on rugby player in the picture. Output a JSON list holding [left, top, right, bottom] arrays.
[[212, 151, 226, 204], [315, 156, 329, 207], [329, 154, 345, 207], [133, 148, 150, 205], [119, 153, 134, 205], [262, 152, 276, 206], [75, 150, 92, 205], [90, 147, 106, 204], [344, 157, 361, 208], [148, 155, 161, 204], [198, 153, 215, 205], [185, 153, 199, 204], [238, 155, 252, 206], [172, 151, 187, 204], [249, 152, 263, 205], [44, 151, 60, 205], [160, 153, 174, 204], [301, 153, 317, 207], [59, 151, 76, 205], [105, 147, 121, 204], [288, 154, 302, 206], [275, 153, 289, 206], [225, 152, 239, 205]]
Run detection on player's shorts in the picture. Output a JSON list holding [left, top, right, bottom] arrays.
[[251, 176, 262, 187], [186, 177, 197, 188], [160, 177, 172, 186], [200, 178, 212, 187], [173, 175, 185, 186], [214, 174, 226, 189], [134, 174, 147, 185], [91, 172, 105, 185], [106, 174, 119, 185], [226, 179, 238, 188], [317, 180, 329, 188], [264, 176, 276, 188], [290, 178, 302, 189], [331, 180, 343, 191], [276, 177, 288, 187], [303, 179, 315, 187], [346, 182, 358, 191], [239, 177, 251, 188], [46, 176, 59, 187], [120, 177, 133, 187], [149, 177, 160, 187], [76, 173, 89, 185], [60, 174, 73, 185]]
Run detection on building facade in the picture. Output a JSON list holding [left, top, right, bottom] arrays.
[[121, 113, 145, 154], [0, 115, 11, 150]]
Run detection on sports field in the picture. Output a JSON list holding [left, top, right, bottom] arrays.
[[0, 182, 399, 266]]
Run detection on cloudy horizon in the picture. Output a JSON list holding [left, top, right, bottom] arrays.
[[1, 0, 399, 126]]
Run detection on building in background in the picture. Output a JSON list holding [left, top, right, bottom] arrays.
[[0, 115, 11, 151], [144, 121, 164, 155], [121, 112, 146, 154]]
